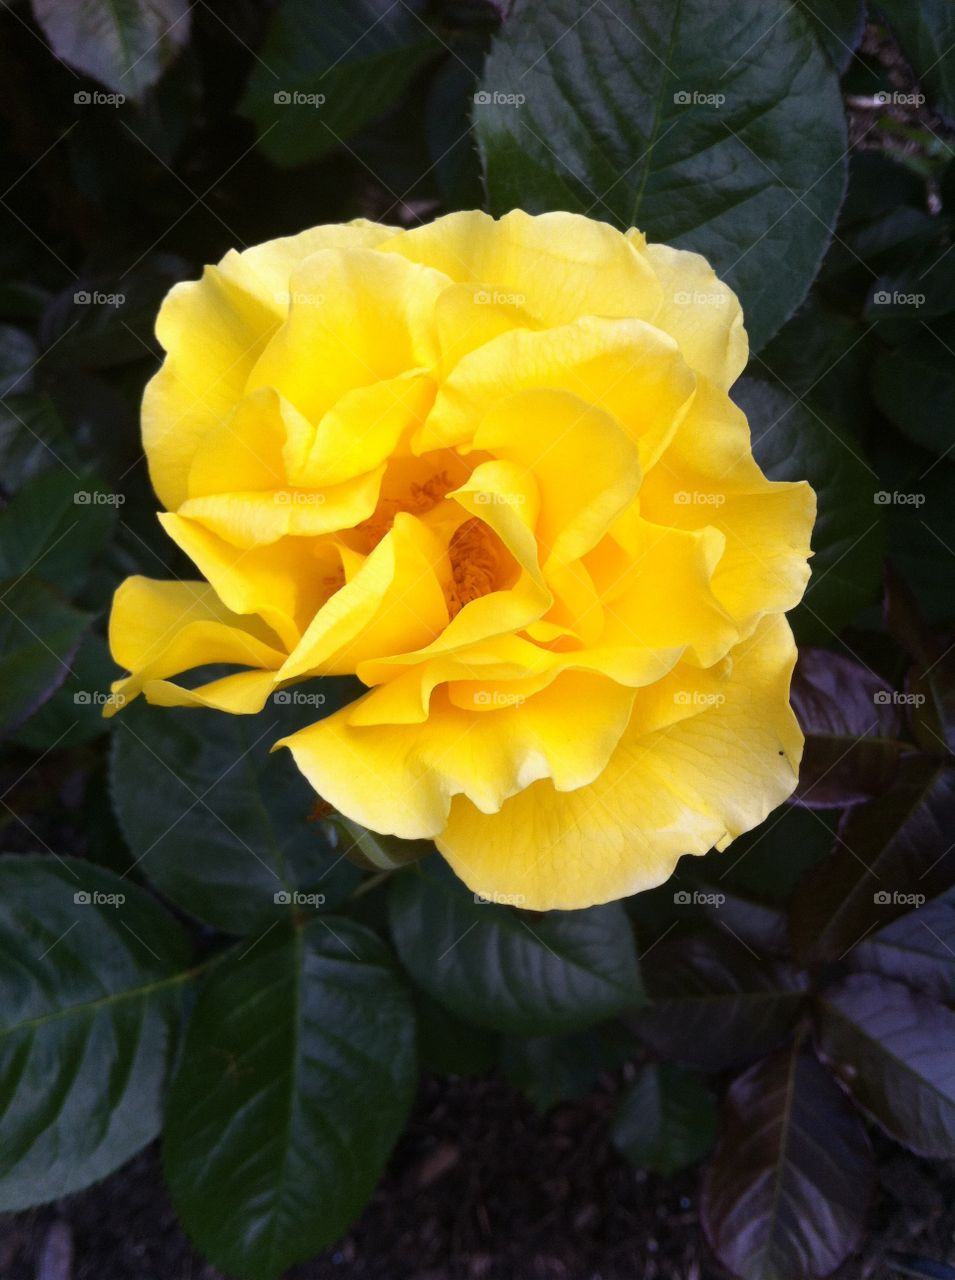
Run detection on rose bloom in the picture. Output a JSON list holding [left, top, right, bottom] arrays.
[[108, 210, 814, 910]]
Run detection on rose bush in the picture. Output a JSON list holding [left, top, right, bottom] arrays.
[[107, 209, 814, 909]]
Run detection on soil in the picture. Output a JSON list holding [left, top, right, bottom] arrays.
[[2, 1073, 954, 1280]]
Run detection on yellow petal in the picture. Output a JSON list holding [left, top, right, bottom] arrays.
[[246, 248, 450, 423], [437, 613, 802, 910], [380, 209, 663, 328], [159, 513, 341, 651], [276, 671, 637, 839], [144, 221, 391, 511], [628, 235, 748, 390], [640, 379, 816, 636], [277, 512, 450, 679], [421, 315, 695, 473], [142, 669, 280, 714], [473, 388, 642, 565], [107, 576, 286, 713]]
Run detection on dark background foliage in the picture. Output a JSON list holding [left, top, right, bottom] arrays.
[[1, 1, 954, 1278]]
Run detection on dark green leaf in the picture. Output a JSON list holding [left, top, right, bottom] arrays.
[[240, 0, 439, 167], [0, 579, 91, 734], [389, 858, 643, 1035], [0, 325, 37, 398], [0, 855, 192, 1210], [30, 0, 192, 100], [163, 917, 416, 1280], [327, 813, 432, 872], [109, 699, 360, 935], [876, 0, 955, 123], [701, 1044, 873, 1280], [872, 323, 955, 459], [698, 803, 837, 904], [414, 989, 498, 1076], [631, 932, 807, 1071], [0, 396, 80, 494], [790, 647, 908, 807], [884, 566, 955, 757], [0, 467, 117, 595], [847, 900, 955, 1003], [736, 377, 885, 642], [816, 972, 955, 1157], [476, 0, 848, 349], [11, 631, 115, 750], [613, 1064, 716, 1175], [798, 0, 865, 71], [502, 1023, 634, 1112], [789, 758, 955, 963]]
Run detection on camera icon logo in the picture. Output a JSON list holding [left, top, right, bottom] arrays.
[[473, 91, 491, 105], [274, 690, 291, 704], [674, 90, 691, 104], [73, 290, 91, 305], [873, 491, 891, 505], [274, 90, 291, 104], [73, 891, 91, 905], [673, 890, 691, 904], [274, 890, 292, 904], [74, 91, 91, 105], [873, 890, 891, 905]]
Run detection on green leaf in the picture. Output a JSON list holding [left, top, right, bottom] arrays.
[[816, 972, 955, 1157], [475, 0, 848, 349], [163, 916, 416, 1280], [110, 699, 361, 934], [11, 631, 116, 750], [30, 0, 192, 100], [0, 395, 80, 493], [885, 566, 955, 757], [798, 0, 865, 71], [0, 467, 117, 595], [631, 932, 807, 1070], [846, 901, 955, 1004], [790, 647, 908, 808], [0, 579, 91, 734], [789, 759, 955, 964], [327, 813, 432, 872], [0, 325, 37, 398], [735, 377, 885, 642], [613, 1064, 716, 1175], [389, 858, 643, 1035], [697, 803, 836, 904], [876, 0, 955, 123], [701, 1044, 873, 1279], [0, 855, 192, 1210], [872, 323, 955, 459], [240, 0, 440, 167], [501, 1022, 635, 1112], [414, 988, 498, 1076]]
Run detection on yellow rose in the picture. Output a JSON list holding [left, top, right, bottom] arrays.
[[107, 210, 814, 910]]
